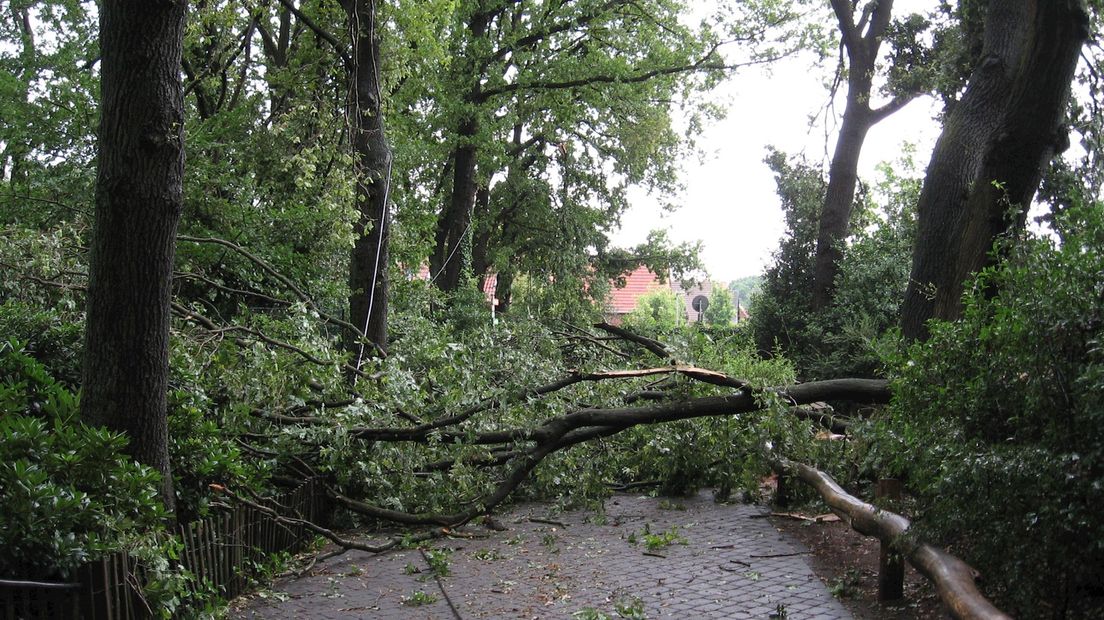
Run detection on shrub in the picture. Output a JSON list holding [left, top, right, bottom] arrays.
[[750, 153, 918, 380], [870, 202, 1104, 617], [0, 341, 168, 580]]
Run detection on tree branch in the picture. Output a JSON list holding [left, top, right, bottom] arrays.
[[768, 458, 1011, 620], [477, 43, 728, 101], [869, 91, 919, 124], [829, 0, 861, 54], [482, 0, 631, 70], [276, 0, 352, 69], [177, 235, 385, 357], [592, 322, 673, 360]]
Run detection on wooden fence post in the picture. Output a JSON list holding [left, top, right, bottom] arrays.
[[876, 478, 904, 602], [774, 468, 789, 508]]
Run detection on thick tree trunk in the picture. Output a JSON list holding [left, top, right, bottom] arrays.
[[811, 0, 902, 310], [431, 8, 490, 293], [81, 0, 187, 513], [434, 122, 479, 293], [344, 0, 393, 358], [772, 458, 1011, 620], [901, 0, 1088, 340]]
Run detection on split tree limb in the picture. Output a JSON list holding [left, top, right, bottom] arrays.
[[348, 365, 750, 441], [592, 321, 673, 360]]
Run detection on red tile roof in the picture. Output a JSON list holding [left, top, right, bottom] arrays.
[[606, 265, 664, 314]]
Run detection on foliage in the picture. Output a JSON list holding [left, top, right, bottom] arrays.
[[703, 284, 736, 326], [401, 590, 439, 606], [0, 341, 168, 581], [866, 202, 1104, 617], [750, 149, 918, 380], [622, 289, 686, 332], [748, 149, 824, 363]]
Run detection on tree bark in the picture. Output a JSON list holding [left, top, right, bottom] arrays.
[[431, 8, 491, 293], [772, 458, 1012, 619], [470, 184, 493, 283], [812, 0, 905, 310], [81, 0, 187, 513], [901, 0, 1088, 340], [344, 0, 393, 358]]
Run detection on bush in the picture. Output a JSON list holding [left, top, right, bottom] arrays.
[[869, 202, 1104, 617], [750, 153, 918, 380], [0, 341, 168, 580]]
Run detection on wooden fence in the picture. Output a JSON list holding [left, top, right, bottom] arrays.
[[0, 479, 325, 620]]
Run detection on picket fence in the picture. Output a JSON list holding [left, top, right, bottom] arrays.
[[0, 479, 325, 620]]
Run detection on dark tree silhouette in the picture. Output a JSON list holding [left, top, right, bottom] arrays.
[[344, 0, 393, 358], [901, 0, 1089, 340], [81, 0, 188, 512]]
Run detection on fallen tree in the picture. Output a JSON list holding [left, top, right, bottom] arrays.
[[8, 246, 1011, 617], [318, 376, 890, 526], [770, 457, 1011, 620]]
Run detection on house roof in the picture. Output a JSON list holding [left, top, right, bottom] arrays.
[[606, 265, 663, 314]]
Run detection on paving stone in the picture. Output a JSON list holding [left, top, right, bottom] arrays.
[[229, 491, 851, 619]]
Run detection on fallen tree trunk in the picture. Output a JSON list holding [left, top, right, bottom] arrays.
[[770, 457, 1011, 620], [329, 379, 890, 526]]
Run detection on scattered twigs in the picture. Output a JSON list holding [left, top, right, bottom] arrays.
[[768, 511, 840, 523], [528, 517, 567, 527], [210, 484, 414, 554], [749, 551, 810, 558], [767, 457, 1012, 620]]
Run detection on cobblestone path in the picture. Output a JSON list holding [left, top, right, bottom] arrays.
[[231, 491, 851, 619]]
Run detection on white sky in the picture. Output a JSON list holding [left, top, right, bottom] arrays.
[[613, 0, 944, 282]]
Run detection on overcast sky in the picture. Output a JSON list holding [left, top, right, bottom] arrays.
[[612, 0, 943, 282]]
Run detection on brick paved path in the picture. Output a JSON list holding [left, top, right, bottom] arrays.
[[231, 491, 851, 619]]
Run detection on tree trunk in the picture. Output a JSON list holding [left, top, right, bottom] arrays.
[[496, 268, 516, 314], [812, 91, 872, 309], [431, 8, 491, 293], [344, 0, 393, 358], [81, 0, 187, 514], [812, 0, 904, 310], [434, 121, 479, 293], [901, 0, 1088, 340], [771, 458, 1012, 620], [470, 184, 493, 283]]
